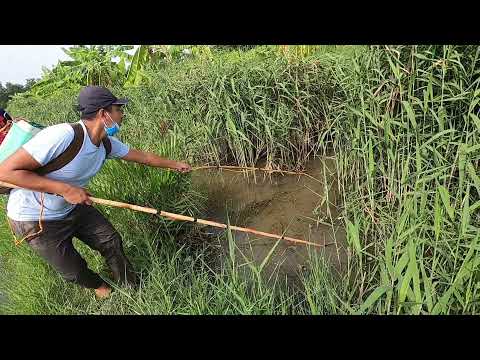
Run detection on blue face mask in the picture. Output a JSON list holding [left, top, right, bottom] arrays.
[[103, 112, 120, 136]]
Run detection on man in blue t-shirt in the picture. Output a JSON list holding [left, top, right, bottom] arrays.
[[0, 86, 191, 299]]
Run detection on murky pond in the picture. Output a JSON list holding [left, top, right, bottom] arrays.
[[191, 156, 348, 283]]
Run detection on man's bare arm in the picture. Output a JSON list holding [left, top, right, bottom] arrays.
[[121, 149, 191, 172], [0, 148, 92, 204]]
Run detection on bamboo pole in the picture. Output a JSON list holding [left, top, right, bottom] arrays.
[[191, 165, 322, 183], [89, 197, 158, 214], [156, 210, 322, 248], [0, 181, 325, 248]]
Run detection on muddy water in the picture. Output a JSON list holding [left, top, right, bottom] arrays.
[[191, 157, 349, 283]]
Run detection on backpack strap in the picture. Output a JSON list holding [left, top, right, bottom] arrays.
[[1, 123, 112, 195], [102, 136, 111, 158], [35, 123, 84, 176]]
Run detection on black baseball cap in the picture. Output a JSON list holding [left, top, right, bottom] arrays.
[[78, 86, 128, 118]]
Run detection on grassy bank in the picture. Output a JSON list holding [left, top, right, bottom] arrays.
[[0, 200, 342, 314], [330, 45, 480, 314], [2, 45, 479, 314]]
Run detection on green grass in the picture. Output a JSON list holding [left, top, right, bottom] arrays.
[[328, 45, 480, 314], [2, 45, 480, 314], [0, 203, 343, 314]]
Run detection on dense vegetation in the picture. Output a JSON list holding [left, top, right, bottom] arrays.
[[1, 45, 479, 314]]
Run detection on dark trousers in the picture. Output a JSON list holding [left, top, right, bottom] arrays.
[[8, 205, 137, 289]]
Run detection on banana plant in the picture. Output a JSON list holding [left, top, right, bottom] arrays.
[[25, 45, 134, 98], [124, 45, 152, 87], [124, 45, 187, 87]]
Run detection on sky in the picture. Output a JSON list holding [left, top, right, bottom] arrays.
[[0, 45, 75, 85], [0, 45, 138, 86]]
